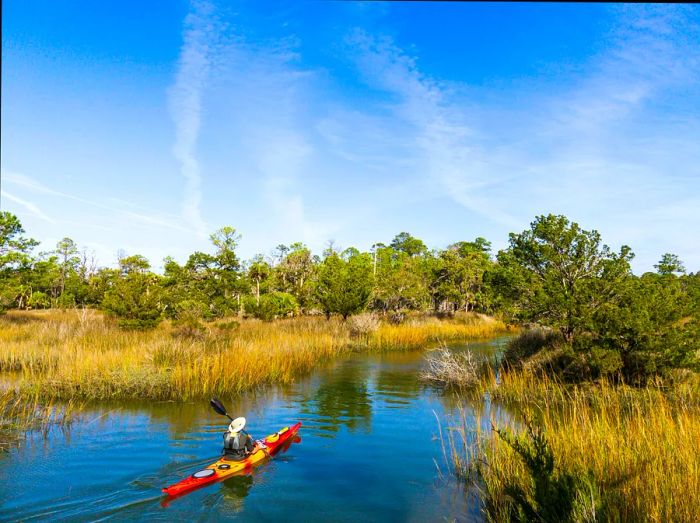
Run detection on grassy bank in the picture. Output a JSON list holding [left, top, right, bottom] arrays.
[[443, 369, 700, 522], [0, 309, 509, 402]]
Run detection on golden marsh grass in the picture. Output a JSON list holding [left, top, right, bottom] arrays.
[[446, 370, 700, 522], [0, 309, 508, 402]]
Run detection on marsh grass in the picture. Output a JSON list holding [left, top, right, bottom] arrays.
[[0, 309, 508, 402], [370, 314, 511, 351], [0, 389, 79, 452], [444, 370, 700, 522]]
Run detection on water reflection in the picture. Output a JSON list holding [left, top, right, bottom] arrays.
[[373, 368, 421, 406], [215, 474, 254, 513], [301, 361, 373, 434], [0, 336, 514, 523]]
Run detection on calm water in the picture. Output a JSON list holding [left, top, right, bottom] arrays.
[[0, 337, 511, 522]]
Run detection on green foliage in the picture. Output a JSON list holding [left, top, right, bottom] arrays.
[[590, 272, 699, 382], [493, 422, 602, 522], [209, 226, 243, 304], [494, 214, 634, 342], [496, 218, 698, 382], [27, 291, 51, 309], [315, 250, 374, 319], [244, 292, 298, 321], [271, 243, 316, 309], [247, 254, 271, 305], [217, 320, 240, 331], [504, 329, 564, 365], [2, 210, 698, 384], [102, 256, 163, 329], [372, 246, 430, 313], [654, 253, 685, 276], [0, 212, 38, 268], [390, 232, 427, 257], [55, 237, 80, 295], [0, 212, 39, 312], [160, 231, 244, 319], [429, 239, 493, 313], [170, 299, 209, 336], [55, 292, 76, 309]]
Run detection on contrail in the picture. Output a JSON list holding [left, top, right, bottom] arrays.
[[168, 0, 217, 238]]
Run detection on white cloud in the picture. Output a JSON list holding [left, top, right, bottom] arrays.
[[3, 169, 191, 234], [1, 191, 54, 223], [168, 0, 220, 238], [344, 6, 700, 271], [347, 31, 523, 229]]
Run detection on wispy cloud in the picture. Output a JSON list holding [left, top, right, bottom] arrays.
[[168, 0, 220, 238], [3, 169, 190, 233], [202, 30, 344, 252], [343, 6, 700, 270], [347, 31, 522, 229], [1, 190, 54, 223]]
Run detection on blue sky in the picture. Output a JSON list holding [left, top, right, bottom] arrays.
[[2, 2, 699, 273]]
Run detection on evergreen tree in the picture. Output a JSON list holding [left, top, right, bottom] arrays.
[[315, 250, 374, 319]]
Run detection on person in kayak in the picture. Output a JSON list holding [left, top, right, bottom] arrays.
[[223, 417, 257, 460]]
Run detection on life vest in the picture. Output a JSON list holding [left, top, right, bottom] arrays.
[[223, 430, 251, 457]]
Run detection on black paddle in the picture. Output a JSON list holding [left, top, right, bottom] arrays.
[[210, 397, 234, 421]]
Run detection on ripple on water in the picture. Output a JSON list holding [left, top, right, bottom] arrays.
[[0, 337, 513, 522]]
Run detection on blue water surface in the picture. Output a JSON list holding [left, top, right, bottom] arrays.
[[0, 337, 510, 522]]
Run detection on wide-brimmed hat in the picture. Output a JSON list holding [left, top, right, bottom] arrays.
[[228, 416, 246, 433]]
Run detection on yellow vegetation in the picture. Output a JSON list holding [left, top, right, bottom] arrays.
[[446, 370, 700, 522], [371, 314, 512, 350], [0, 309, 508, 402]]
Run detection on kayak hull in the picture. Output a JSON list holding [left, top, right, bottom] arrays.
[[162, 422, 301, 498]]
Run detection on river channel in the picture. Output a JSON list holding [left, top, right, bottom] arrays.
[[0, 337, 511, 522]]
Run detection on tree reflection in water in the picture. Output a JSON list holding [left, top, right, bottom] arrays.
[[301, 360, 373, 434], [217, 474, 254, 513]]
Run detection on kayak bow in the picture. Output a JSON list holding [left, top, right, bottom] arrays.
[[162, 422, 301, 498]]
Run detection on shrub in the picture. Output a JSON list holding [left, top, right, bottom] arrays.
[[246, 292, 298, 321], [102, 271, 163, 329], [28, 291, 51, 310], [217, 320, 240, 331], [347, 313, 379, 338], [504, 328, 563, 365], [55, 292, 76, 309], [420, 346, 488, 388], [491, 422, 602, 522]]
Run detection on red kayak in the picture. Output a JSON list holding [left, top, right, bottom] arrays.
[[162, 422, 302, 498]]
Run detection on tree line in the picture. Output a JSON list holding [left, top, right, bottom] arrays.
[[1, 211, 698, 381]]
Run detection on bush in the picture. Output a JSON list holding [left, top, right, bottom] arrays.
[[115, 318, 161, 330], [171, 299, 209, 338], [55, 292, 76, 309], [217, 320, 240, 331], [420, 346, 488, 388], [504, 328, 563, 365], [102, 272, 163, 329], [347, 313, 379, 338], [245, 292, 298, 321], [28, 291, 51, 310], [492, 422, 603, 522]]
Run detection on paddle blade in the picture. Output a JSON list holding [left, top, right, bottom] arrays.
[[209, 397, 228, 417]]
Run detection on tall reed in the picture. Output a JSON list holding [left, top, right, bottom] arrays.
[[444, 370, 700, 522], [0, 310, 509, 402], [0, 388, 79, 451]]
